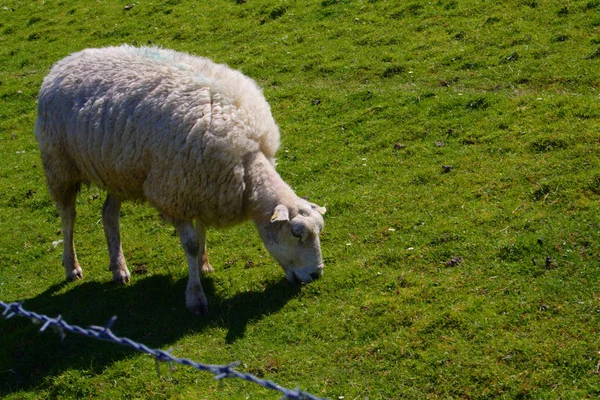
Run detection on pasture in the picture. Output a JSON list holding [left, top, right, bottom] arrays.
[[1, 0, 599, 398]]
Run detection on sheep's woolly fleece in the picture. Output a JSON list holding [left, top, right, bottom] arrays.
[[36, 45, 281, 226]]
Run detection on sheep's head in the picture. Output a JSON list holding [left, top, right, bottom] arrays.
[[256, 201, 326, 283]]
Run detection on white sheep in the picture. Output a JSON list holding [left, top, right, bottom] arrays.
[[35, 45, 326, 315]]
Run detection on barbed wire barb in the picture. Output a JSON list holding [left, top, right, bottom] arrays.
[[167, 347, 175, 372], [155, 356, 163, 377], [0, 300, 326, 400], [214, 362, 241, 381]]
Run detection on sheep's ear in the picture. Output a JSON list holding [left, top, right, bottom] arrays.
[[311, 203, 326, 215], [270, 204, 289, 223]]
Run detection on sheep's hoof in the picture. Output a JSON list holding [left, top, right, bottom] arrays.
[[111, 267, 131, 285], [201, 263, 214, 274], [190, 304, 209, 317], [186, 290, 208, 316], [67, 267, 83, 281]]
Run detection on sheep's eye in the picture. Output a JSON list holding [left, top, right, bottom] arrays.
[[291, 224, 304, 240]]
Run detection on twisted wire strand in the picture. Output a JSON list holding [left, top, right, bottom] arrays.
[[1, 300, 325, 400]]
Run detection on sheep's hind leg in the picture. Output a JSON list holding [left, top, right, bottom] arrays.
[[59, 187, 83, 281], [177, 222, 208, 316], [195, 222, 213, 274], [102, 194, 130, 284]]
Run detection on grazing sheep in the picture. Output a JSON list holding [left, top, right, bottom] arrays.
[[35, 45, 326, 315]]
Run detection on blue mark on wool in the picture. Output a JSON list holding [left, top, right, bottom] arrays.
[[134, 47, 175, 63], [132, 47, 214, 87]]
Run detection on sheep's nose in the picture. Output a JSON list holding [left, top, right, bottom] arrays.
[[310, 269, 323, 281], [310, 264, 324, 281]]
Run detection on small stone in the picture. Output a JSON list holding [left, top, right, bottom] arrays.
[[445, 256, 463, 267], [435, 141, 445, 147], [442, 165, 453, 173], [132, 265, 148, 275], [394, 142, 406, 150], [225, 259, 235, 267]]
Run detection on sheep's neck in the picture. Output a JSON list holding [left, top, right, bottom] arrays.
[[243, 152, 297, 224]]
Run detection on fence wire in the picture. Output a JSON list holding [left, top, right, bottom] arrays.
[[0, 300, 325, 400]]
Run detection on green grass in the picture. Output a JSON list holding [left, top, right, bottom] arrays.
[[1, 0, 600, 398]]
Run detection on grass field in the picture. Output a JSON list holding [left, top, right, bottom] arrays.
[[1, 0, 600, 398]]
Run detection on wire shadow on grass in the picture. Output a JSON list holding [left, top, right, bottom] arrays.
[[0, 273, 300, 395]]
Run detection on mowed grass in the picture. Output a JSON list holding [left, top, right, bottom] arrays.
[[1, 0, 600, 398]]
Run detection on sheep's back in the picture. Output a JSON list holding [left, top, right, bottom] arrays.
[[36, 45, 280, 224]]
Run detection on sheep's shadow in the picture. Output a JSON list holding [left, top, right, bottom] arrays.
[[0, 273, 300, 395]]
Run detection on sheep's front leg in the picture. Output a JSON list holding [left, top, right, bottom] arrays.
[[177, 222, 209, 316], [102, 194, 130, 284], [195, 223, 213, 274]]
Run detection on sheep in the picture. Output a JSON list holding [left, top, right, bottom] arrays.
[[35, 45, 326, 315]]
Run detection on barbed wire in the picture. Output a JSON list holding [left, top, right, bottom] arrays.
[[0, 300, 326, 400]]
